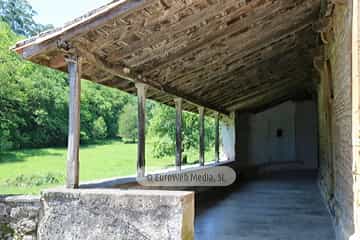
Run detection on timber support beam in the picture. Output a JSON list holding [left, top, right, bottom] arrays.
[[136, 82, 148, 177], [73, 42, 229, 116], [215, 113, 220, 163], [65, 54, 81, 188], [199, 106, 205, 166], [175, 98, 183, 171]]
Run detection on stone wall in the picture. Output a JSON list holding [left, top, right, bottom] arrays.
[[317, 1, 355, 239], [38, 189, 194, 240], [0, 195, 41, 240], [0, 189, 194, 240]]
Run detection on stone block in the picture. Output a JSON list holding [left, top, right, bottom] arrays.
[[0, 195, 41, 240], [38, 189, 194, 240]]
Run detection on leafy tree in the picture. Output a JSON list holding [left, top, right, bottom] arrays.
[[118, 102, 138, 142], [80, 81, 130, 142], [148, 103, 215, 160], [0, 0, 51, 37], [0, 21, 130, 151], [148, 104, 176, 158], [93, 117, 107, 139]]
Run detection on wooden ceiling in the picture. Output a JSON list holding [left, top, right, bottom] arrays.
[[13, 0, 321, 115]]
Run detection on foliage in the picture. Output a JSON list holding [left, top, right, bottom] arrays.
[[118, 102, 138, 142], [80, 80, 130, 142], [0, 0, 216, 165], [93, 117, 107, 139], [148, 103, 215, 160], [0, 21, 130, 150], [0, 0, 52, 37], [3, 172, 64, 187], [148, 104, 176, 158]]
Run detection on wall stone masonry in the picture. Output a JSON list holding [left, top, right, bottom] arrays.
[[38, 189, 194, 240], [0, 189, 194, 240], [0, 195, 41, 240], [317, 1, 356, 239]]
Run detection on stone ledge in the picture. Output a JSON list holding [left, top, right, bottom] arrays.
[[0, 195, 40, 204], [39, 189, 194, 240], [79, 159, 235, 189]]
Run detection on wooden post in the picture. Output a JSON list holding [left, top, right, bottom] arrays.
[[199, 107, 205, 166], [136, 82, 147, 177], [175, 98, 183, 170], [65, 55, 81, 189], [215, 113, 220, 163]]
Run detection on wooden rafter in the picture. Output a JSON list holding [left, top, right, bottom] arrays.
[[12, 0, 149, 59], [12, 0, 321, 115], [74, 43, 229, 115]]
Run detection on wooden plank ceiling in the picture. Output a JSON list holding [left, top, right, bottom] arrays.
[[13, 0, 321, 115]]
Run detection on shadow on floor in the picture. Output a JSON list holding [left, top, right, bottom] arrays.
[[195, 171, 335, 240]]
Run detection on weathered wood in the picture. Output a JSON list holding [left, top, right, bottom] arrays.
[[141, 1, 316, 73], [12, 0, 148, 59], [65, 55, 81, 189], [199, 107, 205, 166], [74, 43, 139, 83], [136, 82, 147, 177], [12, 0, 321, 115], [175, 98, 183, 170], [226, 78, 306, 112], [215, 113, 220, 163], [73, 42, 228, 115], [178, 27, 311, 99]]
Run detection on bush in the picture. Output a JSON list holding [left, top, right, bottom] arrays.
[[118, 103, 138, 142], [93, 117, 107, 139], [3, 173, 64, 187]]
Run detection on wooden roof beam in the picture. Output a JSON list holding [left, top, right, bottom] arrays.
[[141, 0, 319, 73], [12, 0, 149, 59], [74, 44, 229, 115], [225, 80, 306, 112]]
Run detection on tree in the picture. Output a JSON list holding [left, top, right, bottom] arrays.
[[148, 104, 176, 158], [93, 117, 107, 139], [148, 103, 215, 160], [118, 103, 138, 143], [0, 0, 51, 37], [80, 80, 130, 142], [0, 21, 130, 151]]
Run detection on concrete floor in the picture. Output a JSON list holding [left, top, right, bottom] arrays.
[[195, 172, 335, 240]]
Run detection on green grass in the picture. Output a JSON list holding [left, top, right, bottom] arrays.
[[0, 140, 215, 195]]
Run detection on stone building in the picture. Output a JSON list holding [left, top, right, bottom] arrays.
[[1, 0, 360, 239]]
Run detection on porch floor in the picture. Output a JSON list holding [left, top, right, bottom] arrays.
[[195, 171, 335, 240]]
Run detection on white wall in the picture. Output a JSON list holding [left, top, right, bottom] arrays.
[[237, 100, 318, 170], [249, 101, 296, 166], [221, 116, 235, 161]]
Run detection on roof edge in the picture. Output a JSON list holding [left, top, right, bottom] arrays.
[[11, 0, 144, 57]]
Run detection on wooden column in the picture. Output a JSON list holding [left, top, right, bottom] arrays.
[[199, 107, 205, 166], [175, 98, 183, 170], [215, 113, 220, 163], [65, 55, 81, 189], [136, 82, 147, 177]]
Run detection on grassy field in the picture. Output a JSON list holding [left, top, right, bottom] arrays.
[[0, 140, 215, 195]]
